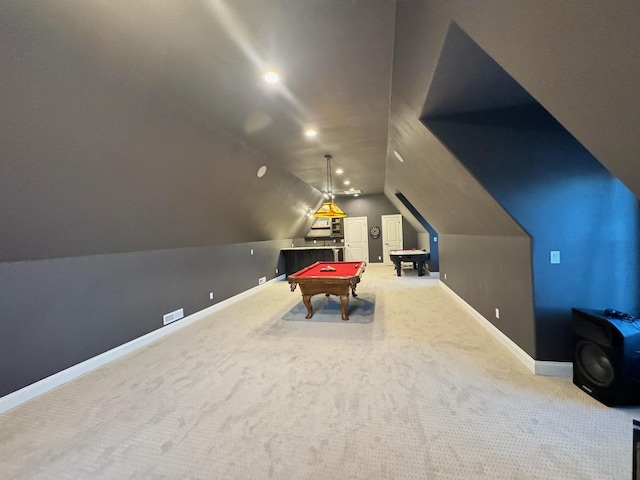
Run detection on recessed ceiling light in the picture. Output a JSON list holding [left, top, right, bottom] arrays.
[[304, 129, 317, 138], [335, 169, 343, 175], [343, 180, 350, 186], [257, 165, 267, 177], [393, 150, 404, 163], [262, 71, 281, 84]]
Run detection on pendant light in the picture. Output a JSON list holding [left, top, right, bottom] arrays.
[[313, 154, 347, 218]]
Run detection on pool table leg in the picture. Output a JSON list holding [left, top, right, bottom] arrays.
[[339, 295, 349, 321], [302, 295, 313, 319]]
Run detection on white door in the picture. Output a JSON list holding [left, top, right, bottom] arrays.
[[381, 214, 403, 265], [344, 216, 369, 262]]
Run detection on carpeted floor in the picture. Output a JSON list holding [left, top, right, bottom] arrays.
[[0, 264, 637, 479], [282, 293, 375, 324]]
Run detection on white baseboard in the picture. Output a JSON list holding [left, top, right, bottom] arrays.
[[534, 361, 573, 377], [439, 281, 572, 377], [0, 275, 286, 414]]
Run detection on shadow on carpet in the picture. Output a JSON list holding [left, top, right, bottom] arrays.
[[283, 293, 375, 324]]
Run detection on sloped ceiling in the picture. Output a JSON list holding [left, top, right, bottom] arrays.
[[422, 23, 535, 119], [386, 7, 526, 237], [1, 0, 398, 261], [25, 0, 396, 197], [434, 0, 640, 199], [387, 0, 640, 238], [2, 0, 639, 258]]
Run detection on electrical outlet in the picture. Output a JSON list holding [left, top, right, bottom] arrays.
[[251, 249, 254, 255], [163, 308, 184, 326], [275, 268, 279, 274], [550, 250, 560, 264], [258, 276, 266, 285], [495, 308, 500, 319], [443, 273, 447, 280], [209, 292, 214, 300], [378, 256, 382, 261]]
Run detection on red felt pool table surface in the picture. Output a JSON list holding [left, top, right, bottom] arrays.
[[291, 261, 364, 278]]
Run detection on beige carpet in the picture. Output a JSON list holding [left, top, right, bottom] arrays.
[[0, 264, 637, 479], [282, 293, 375, 323]]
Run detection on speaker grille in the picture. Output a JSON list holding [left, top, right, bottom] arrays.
[[576, 341, 615, 387]]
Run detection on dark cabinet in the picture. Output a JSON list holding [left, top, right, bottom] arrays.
[[331, 218, 343, 237], [282, 248, 341, 275]]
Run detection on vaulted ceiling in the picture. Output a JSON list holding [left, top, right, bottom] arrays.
[[4, 0, 638, 242], [28, 0, 396, 197]]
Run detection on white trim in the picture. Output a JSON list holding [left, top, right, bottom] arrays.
[[534, 361, 573, 377], [0, 275, 286, 414], [439, 281, 572, 377]]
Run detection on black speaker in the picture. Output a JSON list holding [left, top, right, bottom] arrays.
[[571, 308, 640, 406]]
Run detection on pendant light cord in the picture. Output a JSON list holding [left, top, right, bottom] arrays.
[[325, 154, 333, 198]]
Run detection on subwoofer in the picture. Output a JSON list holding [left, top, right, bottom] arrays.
[[572, 308, 640, 406]]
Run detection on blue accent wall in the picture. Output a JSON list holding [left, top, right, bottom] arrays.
[[395, 193, 439, 272], [425, 104, 639, 360]]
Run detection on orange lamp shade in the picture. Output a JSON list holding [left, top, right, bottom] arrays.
[[313, 201, 347, 218]]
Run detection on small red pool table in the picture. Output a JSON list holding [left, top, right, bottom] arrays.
[[288, 261, 366, 321]]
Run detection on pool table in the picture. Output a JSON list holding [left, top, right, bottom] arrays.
[[288, 261, 366, 321], [389, 249, 430, 277]]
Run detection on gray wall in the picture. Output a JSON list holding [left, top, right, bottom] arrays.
[[439, 235, 536, 357], [0, 2, 318, 396], [0, 241, 289, 397], [337, 195, 418, 263]]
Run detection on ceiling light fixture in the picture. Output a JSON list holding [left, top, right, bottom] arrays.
[[393, 150, 404, 163], [335, 168, 343, 175], [343, 180, 350, 186], [262, 71, 281, 84], [313, 154, 347, 218], [305, 129, 317, 138]]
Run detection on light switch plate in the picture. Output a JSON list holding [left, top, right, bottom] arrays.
[[550, 251, 560, 264]]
